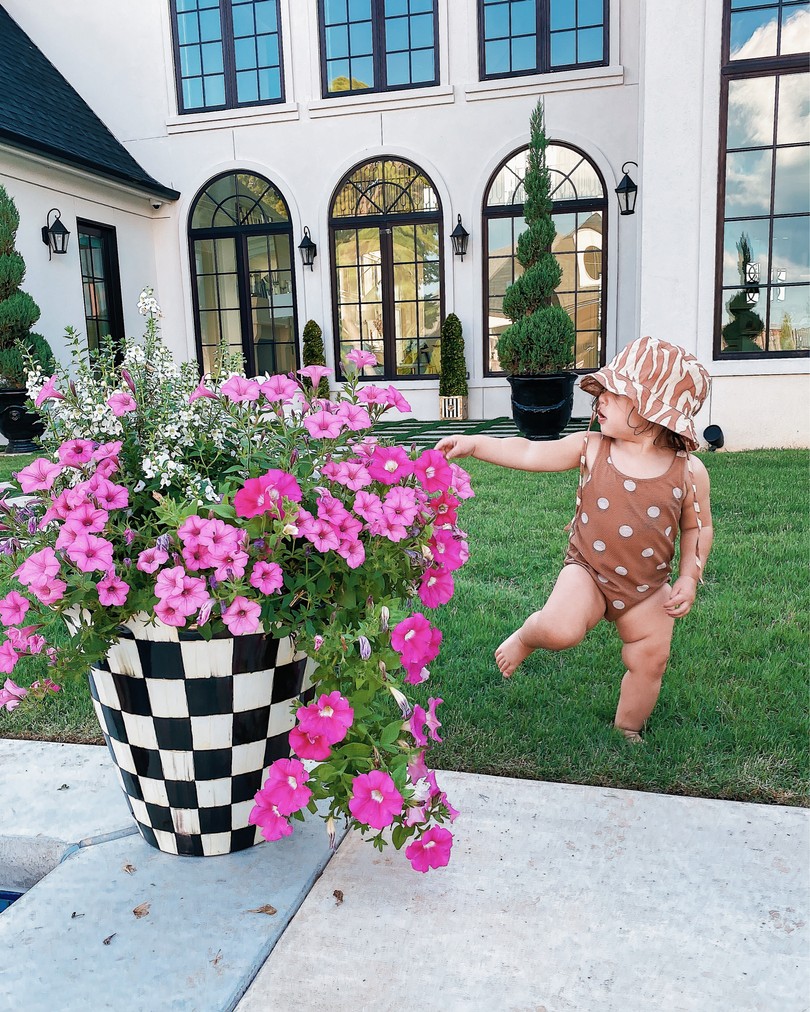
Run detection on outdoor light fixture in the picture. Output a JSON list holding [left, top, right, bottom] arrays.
[[703, 424, 725, 451], [615, 161, 639, 216], [298, 226, 317, 270], [41, 208, 70, 259], [450, 214, 470, 260]]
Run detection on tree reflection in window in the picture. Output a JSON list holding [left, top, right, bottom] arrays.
[[483, 143, 607, 374]]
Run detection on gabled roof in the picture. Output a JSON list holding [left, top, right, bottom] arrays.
[[0, 5, 179, 200]]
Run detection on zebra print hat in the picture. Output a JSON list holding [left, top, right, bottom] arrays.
[[580, 336, 711, 451]]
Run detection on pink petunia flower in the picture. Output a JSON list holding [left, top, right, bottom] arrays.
[[337, 538, 365, 569], [222, 596, 261, 636], [328, 459, 371, 491], [261, 757, 312, 816], [261, 374, 300, 403], [303, 410, 345, 440], [92, 440, 123, 463], [0, 591, 29, 626], [29, 578, 67, 606], [166, 575, 210, 617], [348, 770, 404, 830], [154, 566, 187, 600], [221, 375, 261, 403], [288, 725, 332, 761], [137, 547, 169, 573], [345, 348, 378, 369], [409, 704, 429, 747], [154, 598, 186, 627], [15, 458, 63, 493], [189, 380, 217, 403], [66, 534, 114, 574], [0, 675, 26, 706], [353, 490, 384, 524], [63, 503, 109, 535], [248, 793, 293, 842], [57, 439, 96, 467], [384, 386, 412, 413], [297, 364, 332, 389], [391, 613, 442, 668], [429, 528, 468, 572], [418, 567, 455, 608], [405, 826, 453, 873], [357, 385, 388, 406], [335, 402, 372, 431], [449, 463, 475, 499], [413, 449, 453, 493], [382, 486, 420, 527], [14, 548, 60, 588], [429, 491, 460, 525], [297, 690, 354, 744], [107, 390, 137, 416], [97, 572, 130, 607], [90, 477, 129, 511], [367, 445, 413, 485], [34, 374, 65, 408], [234, 470, 302, 520], [249, 561, 284, 594]]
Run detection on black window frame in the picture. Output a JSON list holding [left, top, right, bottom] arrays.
[[76, 220, 125, 355], [477, 0, 609, 82], [318, 0, 440, 98], [482, 142, 609, 378], [170, 0, 286, 114], [714, 0, 810, 361]]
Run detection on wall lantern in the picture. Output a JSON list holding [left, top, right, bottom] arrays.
[[450, 214, 469, 260], [615, 161, 639, 216], [298, 226, 317, 270], [703, 424, 725, 451], [41, 208, 70, 259]]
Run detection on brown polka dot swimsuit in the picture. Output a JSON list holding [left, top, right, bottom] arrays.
[[565, 435, 690, 622]]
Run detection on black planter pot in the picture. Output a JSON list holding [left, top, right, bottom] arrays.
[[507, 373, 577, 441], [0, 388, 44, 454]]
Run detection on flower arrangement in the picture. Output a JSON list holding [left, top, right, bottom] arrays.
[[0, 289, 472, 872]]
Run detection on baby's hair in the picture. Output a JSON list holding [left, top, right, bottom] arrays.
[[591, 391, 688, 453]]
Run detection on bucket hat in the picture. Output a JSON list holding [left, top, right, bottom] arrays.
[[579, 336, 711, 451]]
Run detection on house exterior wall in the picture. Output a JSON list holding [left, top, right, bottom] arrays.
[[1, 0, 806, 448]]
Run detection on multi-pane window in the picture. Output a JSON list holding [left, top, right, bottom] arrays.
[[330, 158, 443, 378], [483, 144, 607, 375], [77, 222, 124, 354], [717, 1, 809, 356], [171, 0, 284, 113], [479, 0, 607, 79], [320, 0, 438, 96], [189, 172, 298, 376]]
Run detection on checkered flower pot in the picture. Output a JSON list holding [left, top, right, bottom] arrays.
[[88, 616, 317, 857]]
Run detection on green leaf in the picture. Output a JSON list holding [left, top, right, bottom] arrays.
[[380, 720, 403, 746]]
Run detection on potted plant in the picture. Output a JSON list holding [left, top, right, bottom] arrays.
[[496, 102, 576, 440], [0, 289, 471, 873], [301, 318, 331, 398], [439, 313, 469, 421], [0, 185, 55, 452]]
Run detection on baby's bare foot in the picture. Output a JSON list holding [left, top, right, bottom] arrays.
[[495, 629, 533, 678]]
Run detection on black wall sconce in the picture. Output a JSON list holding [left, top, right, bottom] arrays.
[[703, 424, 725, 451], [615, 161, 639, 216], [450, 214, 469, 260], [41, 208, 70, 259], [298, 226, 317, 270]]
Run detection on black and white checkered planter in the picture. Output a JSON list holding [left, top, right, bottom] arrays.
[[88, 616, 316, 857]]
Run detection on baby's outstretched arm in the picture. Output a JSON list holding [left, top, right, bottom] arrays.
[[665, 456, 713, 618], [435, 431, 584, 473]]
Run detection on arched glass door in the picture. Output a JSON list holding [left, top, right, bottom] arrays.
[[483, 143, 608, 374], [189, 171, 298, 376], [330, 157, 443, 379]]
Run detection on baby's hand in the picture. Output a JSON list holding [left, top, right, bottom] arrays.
[[434, 434, 476, 460], [665, 576, 697, 618]]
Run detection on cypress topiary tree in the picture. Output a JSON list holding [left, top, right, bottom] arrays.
[[302, 318, 330, 398], [0, 184, 54, 388], [496, 102, 575, 375], [439, 313, 468, 398]]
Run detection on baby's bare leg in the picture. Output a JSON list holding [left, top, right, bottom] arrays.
[[496, 564, 605, 677], [613, 586, 676, 733]]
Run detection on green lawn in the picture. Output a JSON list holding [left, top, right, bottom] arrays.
[[1, 449, 808, 805]]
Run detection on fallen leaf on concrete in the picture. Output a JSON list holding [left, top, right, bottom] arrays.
[[71, 911, 84, 919], [132, 902, 151, 919], [211, 950, 222, 966], [122, 864, 136, 875], [103, 934, 116, 945], [333, 889, 344, 905], [247, 904, 277, 915], [58, 784, 69, 791]]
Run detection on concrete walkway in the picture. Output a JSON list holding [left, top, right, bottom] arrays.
[[1, 740, 807, 1011]]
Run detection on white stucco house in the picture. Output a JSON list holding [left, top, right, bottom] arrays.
[[0, 0, 807, 448]]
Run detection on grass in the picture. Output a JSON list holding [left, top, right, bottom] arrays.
[[1, 449, 808, 805]]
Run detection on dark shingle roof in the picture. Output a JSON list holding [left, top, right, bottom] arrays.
[[0, 6, 179, 200]]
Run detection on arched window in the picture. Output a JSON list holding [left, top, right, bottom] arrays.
[[483, 143, 608, 375], [189, 171, 298, 376], [330, 157, 443, 379]]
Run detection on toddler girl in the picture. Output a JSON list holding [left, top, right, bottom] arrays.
[[435, 336, 713, 742]]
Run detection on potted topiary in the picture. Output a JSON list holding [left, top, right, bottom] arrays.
[[302, 319, 331, 399], [496, 102, 576, 440], [439, 312, 468, 421], [0, 185, 55, 452]]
